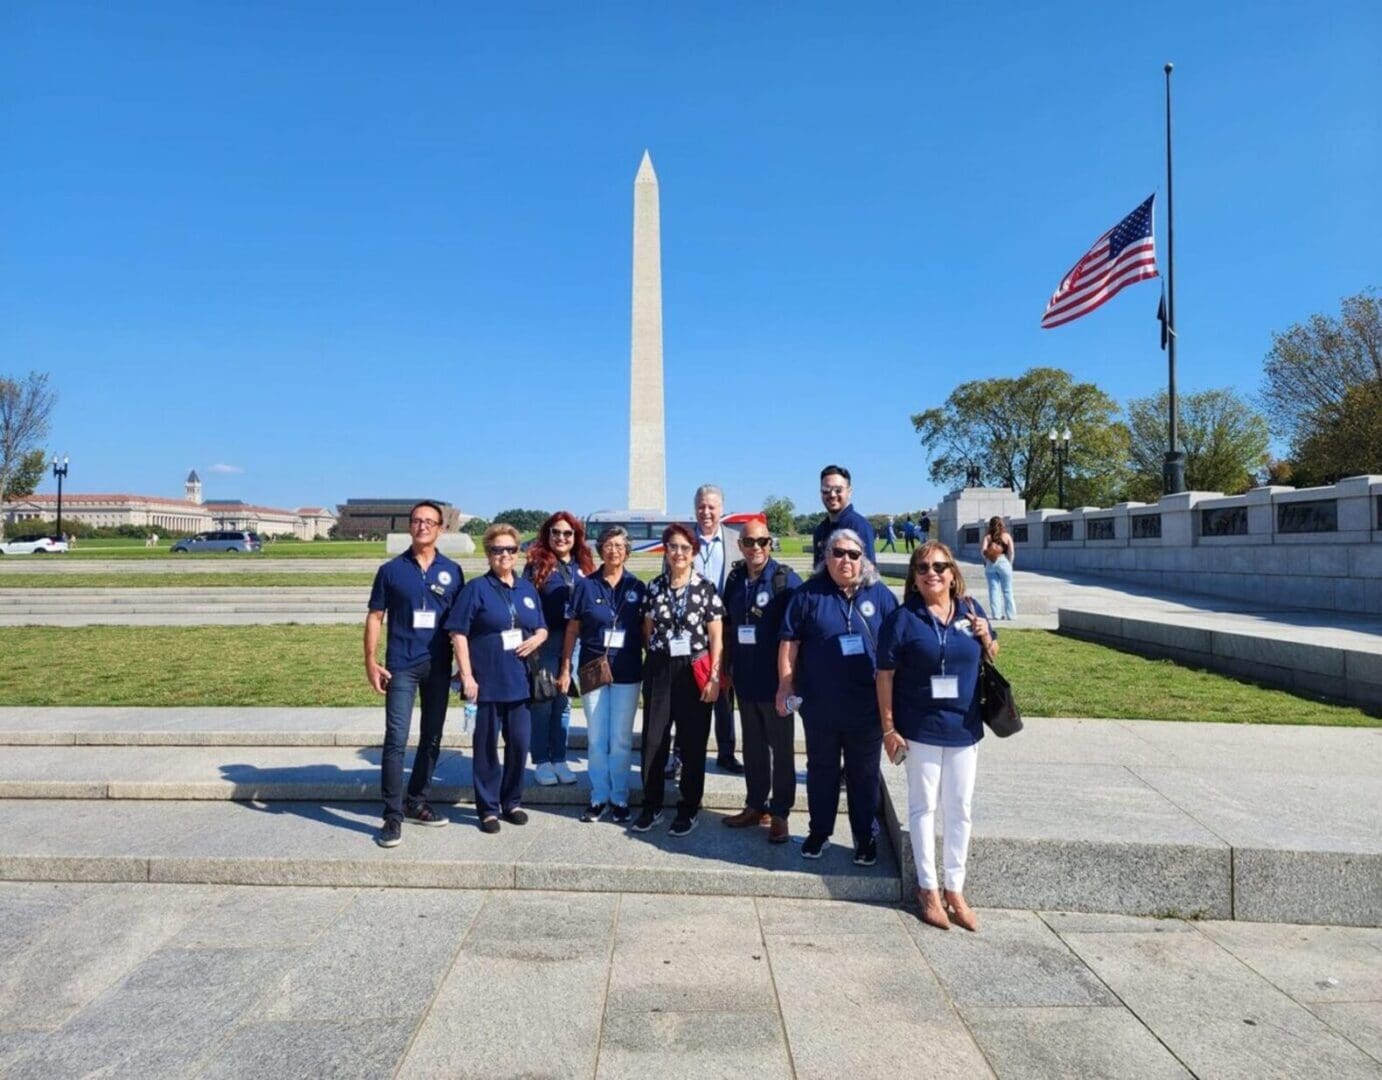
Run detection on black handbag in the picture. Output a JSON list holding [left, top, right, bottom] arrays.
[[527, 654, 558, 704], [965, 600, 1022, 737]]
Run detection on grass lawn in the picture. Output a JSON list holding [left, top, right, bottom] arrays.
[[0, 626, 1374, 724], [54, 540, 390, 559], [0, 573, 379, 589]]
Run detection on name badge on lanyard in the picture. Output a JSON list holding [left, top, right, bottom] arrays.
[[931, 675, 959, 699], [839, 634, 865, 656], [501, 628, 523, 651], [604, 629, 626, 649], [413, 609, 436, 630], [669, 633, 692, 657], [738, 625, 757, 645]]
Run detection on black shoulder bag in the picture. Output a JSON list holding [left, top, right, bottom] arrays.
[[966, 600, 1022, 737]]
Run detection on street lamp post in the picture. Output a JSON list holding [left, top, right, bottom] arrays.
[[52, 455, 69, 539], [1048, 428, 1071, 509]]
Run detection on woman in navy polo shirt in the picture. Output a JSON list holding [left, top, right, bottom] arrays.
[[876, 541, 997, 932], [559, 525, 645, 825], [447, 523, 548, 833], [524, 511, 595, 787], [776, 527, 898, 867]]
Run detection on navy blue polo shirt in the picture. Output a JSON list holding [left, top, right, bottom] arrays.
[[568, 571, 646, 684], [444, 572, 546, 703], [877, 595, 995, 747], [524, 558, 583, 636], [367, 550, 464, 672], [723, 557, 802, 703], [779, 576, 898, 720], [812, 504, 878, 565]]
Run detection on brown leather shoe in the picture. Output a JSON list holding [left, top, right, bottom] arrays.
[[768, 815, 790, 843], [918, 888, 951, 930], [944, 890, 979, 932], [723, 807, 770, 829]]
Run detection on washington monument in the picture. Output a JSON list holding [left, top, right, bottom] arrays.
[[628, 150, 666, 512]]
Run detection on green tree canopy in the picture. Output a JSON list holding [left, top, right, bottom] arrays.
[[491, 508, 549, 533], [761, 495, 795, 535], [1, 448, 46, 501], [1292, 380, 1382, 483], [0, 372, 58, 539], [460, 516, 492, 536], [1124, 388, 1270, 501], [911, 366, 1123, 507]]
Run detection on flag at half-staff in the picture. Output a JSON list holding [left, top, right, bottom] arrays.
[[1040, 195, 1159, 329]]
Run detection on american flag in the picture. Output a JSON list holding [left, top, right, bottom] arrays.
[[1041, 195, 1159, 329]]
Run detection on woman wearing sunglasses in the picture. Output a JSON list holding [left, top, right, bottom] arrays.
[[447, 523, 548, 833], [876, 541, 997, 931], [776, 528, 898, 866], [634, 522, 725, 838], [524, 512, 595, 787]]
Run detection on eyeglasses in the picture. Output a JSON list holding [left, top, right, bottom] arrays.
[[915, 560, 953, 574], [409, 518, 441, 529], [549, 528, 574, 539], [665, 543, 693, 554], [820, 486, 847, 496], [740, 537, 772, 548], [830, 547, 862, 561], [487, 545, 518, 556]]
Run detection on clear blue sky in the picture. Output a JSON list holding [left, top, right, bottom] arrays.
[[3, 2, 1377, 518]]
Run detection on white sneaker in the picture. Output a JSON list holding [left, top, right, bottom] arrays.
[[533, 762, 559, 786], [552, 762, 578, 785]]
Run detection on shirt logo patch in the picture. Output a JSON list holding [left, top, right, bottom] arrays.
[[859, 600, 876, 618], [437, 571, 452, 586], [625, 590, 639, 602], [522, 596, 537, 609], [756, 590, 770, 608]]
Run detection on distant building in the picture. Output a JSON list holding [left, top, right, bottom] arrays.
[[335, 498, 462, 539]]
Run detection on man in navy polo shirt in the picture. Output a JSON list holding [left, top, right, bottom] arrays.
[[365, 500, 464, 848], [811, 465, 877, 566], [721, 518, 802, 843]]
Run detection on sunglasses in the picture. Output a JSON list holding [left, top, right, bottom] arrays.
[[830, 547, 863, 561], [665, 543, 693, 554], [487, 546, 518, 556], [820, 486, 847, 496], [549, 529, 575, 539], [915, 560, 953, 574], [740, 537, 772, 549]]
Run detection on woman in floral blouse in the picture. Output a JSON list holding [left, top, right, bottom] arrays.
[[633, 522, 725, 838]]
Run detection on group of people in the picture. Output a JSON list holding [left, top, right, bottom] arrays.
[[365, 465, 1000, 931], [881, 513, 930, 553]]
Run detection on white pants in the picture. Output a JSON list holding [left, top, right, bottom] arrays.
[[904, 741, 978, 891]]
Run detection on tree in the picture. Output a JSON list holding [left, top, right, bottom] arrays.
[[761, 495, 795, 535], [1, 448, 46, 501], [460, 516, 491, 537], [491, 508, 549, 532], [0, 373, 58, 539], [911, 367, 1122, 507], [1261, 289, 1381, 466], [1291, 380, 1382, 483], [793, 510, 826, 534], [1124, 388, 1270, 500]]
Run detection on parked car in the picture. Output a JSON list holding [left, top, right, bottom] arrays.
[[169, 531, 262, 554], [0, 535, 70, 555]]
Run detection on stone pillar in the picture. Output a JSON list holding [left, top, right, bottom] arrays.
[[937, 487, 1027, 552], [628, 151, 666, 512]]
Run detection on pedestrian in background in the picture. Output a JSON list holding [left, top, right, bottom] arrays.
[[982, 516, 1017, 620], [882, 516, 898, 553], [903, 517, 917, 552]]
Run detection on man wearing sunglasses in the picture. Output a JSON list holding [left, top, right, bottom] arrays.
[[811, 464, 877, 567], [365, 500, 465, 849]]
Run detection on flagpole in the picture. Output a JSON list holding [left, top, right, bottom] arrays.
[[1162, 61, 1186, 494]]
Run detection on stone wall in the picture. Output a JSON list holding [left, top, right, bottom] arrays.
[[953, 475, 1382, 615]]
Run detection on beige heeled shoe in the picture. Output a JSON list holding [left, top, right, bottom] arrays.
[[944, 889, 979, 932], [917, 888, 951, 930]]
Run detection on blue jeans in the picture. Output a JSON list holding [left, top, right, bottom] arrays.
[[583, 680, 640, 806], [528, 639, 572, 765], [381, 656, 451, 823], [985, 556, 1017, 619]]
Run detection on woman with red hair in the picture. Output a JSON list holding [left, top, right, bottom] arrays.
[[524, 511, 596, 785]]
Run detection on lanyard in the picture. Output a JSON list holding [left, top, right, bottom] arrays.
[[836, 591, 857, 634], [487, 574, 517, 629], [930, 602, 953, 675], [745, 571, 761, 622], [555, 559, 575, 590], [695, 533, 719, 582]]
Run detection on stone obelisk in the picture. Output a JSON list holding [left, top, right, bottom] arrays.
[[628, 150, 666, 512]]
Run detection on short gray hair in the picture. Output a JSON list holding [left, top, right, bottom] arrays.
[[813, 527, 880, 587], [596, 525, 630, 553], [693, 484, 724, 506]]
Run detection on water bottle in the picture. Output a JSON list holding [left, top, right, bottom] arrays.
[[463, 700, 478, 735], [784, 694, 803, 714]]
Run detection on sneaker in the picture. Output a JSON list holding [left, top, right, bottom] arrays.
[[800, 833, 829, 859], [479, 817, 501, 834], [502, 808, 529, 826], [580, 803, 608, 823], [668, 814, 698, 837], [663, 751, 681, 780], [552, 762, 578, 785], [404, 805, 448, 828], [533, 762, 559, 786], [609, 804, 632, 825], [631, 808, 664, 833], [853, 837, 878, 867], [376, 820, 402, 848]]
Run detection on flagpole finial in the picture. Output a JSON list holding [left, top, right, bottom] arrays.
[[1164, 61, 1173, 73]]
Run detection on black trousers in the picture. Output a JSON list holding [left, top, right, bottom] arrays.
[[801, 706, 882, 846], [641, 653, 712, 817], [713, 687, 736, 759], [739, 698, 796, 817]]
